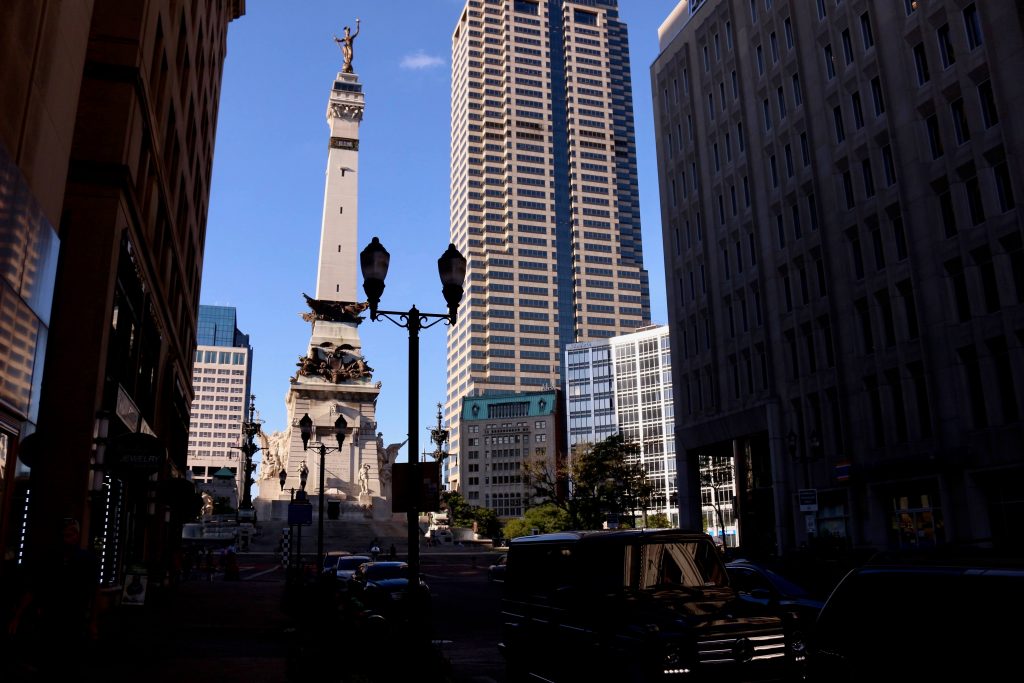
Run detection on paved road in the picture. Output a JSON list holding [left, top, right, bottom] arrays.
[[42, 549, 509, 683]]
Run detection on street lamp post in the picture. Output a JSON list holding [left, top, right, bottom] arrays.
[[298, 412, 348, 572], [359, 236, 466, 626], [233, 395, 264, 523]]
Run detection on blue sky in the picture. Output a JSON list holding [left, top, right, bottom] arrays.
[[202, 0, 680, 476]]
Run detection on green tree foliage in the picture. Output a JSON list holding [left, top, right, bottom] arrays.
[[646, 512, 672, 529], [525, 432, 654, 530], [503, 503, 570, 539], [440, 490, 501, 538]]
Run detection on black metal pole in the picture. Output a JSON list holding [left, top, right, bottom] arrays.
[[407, 305, 421, 599], [318, 442, 326, 571]]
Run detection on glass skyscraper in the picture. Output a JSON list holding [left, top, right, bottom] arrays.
[[445, 0, 652, 494]]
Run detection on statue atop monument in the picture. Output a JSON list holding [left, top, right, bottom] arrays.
[[334, 19, 361, 74]]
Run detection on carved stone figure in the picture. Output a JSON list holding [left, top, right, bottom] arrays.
[[295, 342, 374, 384], [359, 463, 370, 495], [334, 19, 360, 74]]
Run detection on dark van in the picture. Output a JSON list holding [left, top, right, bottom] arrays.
[[499, 529, 803, 682]]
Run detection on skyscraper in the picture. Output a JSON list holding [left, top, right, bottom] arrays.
[[187, 305, 253, 496], [653, 1, 1024, 556], [445, 0, 652, 494]]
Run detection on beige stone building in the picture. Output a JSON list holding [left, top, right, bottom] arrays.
[[653, 0, 1023, 556]]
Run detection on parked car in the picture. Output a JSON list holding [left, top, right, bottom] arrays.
[[499, 529, 804, 682], [334, 554, 372, 584], [488, 554, 507, 582], [348, 561, 431, 621], [726, 559, 824, 635], [321, 550, 352, 574], [806, 554, 1024, 681]]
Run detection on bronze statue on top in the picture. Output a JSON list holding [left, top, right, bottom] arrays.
[[334, 18, 360, 74]]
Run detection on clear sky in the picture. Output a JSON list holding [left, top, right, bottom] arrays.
[[202, 0, 681, 481]]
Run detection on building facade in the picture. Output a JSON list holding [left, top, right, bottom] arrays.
[[459, 390, 562, 520], [0, 0, 244, 588], [653, 0, 1023, 557], [187, 305, 252, 496], [445, 0, 652, 493], [567, 325, 732, 532]]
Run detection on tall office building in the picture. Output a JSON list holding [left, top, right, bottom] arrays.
[[653, 1, 1023, 557], [0, 0, 244, 586], [187, 305, 253, 498], [445, 0, 652, 495], [566, 325, 693, 529]]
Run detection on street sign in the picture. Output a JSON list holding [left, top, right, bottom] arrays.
[[798, 488, 818, 512], [288, 501, 312, 525]]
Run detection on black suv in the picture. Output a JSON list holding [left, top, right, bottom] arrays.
[[806, 554, 1024, 681], [499, 529, 803, 682]]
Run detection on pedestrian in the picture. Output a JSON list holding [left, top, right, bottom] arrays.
[[6, 517, 99, 675]]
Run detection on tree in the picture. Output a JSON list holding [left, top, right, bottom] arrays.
[[440, 490, 500, 538], [646, 512, 671, 529], [503, 503, 570, 540], [525, 432, 653, 530], [699, 453, 732, 546]]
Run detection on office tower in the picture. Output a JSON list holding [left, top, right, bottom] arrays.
[[653, 1, 1023, 557], [445, 0, 652, 496], [187, 305, 253, 501], [566, 325, 691, 529], [459, 390, 560, 518], [0, 0, 244, 585]]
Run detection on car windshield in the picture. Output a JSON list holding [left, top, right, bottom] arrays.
[[365, 564, 408, 580], [337, 557, 370, 571]]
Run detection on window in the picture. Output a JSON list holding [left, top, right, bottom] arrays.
[[800, 132, 810, 166], [792, 73, 802, 106], [763, 99, 772, 131], [732, 70, 739, 98], [937, 24, 956, 68], [777, 87, 787, 119], [904, 0, 917, 14], [833, 106, 846, 142], [785, 144, 794, 178], [994, 161, 1016, 211], [824, 44, 836, 79], [842, 170, 855, 209], [913, 43, 930, 84], [966, 176, 985, 225], [860, 12, 874, 49], [757, 45, 765, 75], [770, 155, 779, 187], [842, 29, 854, 65], [852, 92, 864, 129], [871, 77, 885, 115], [770, 32, 779, 63], [926, 115, 943, 159], [714, 33, 721, 60], [939, 189, 957, 237], [817, 0, 827, 20], [978, 80, 998, 128], [892, 212, 908, 260], [963, 4, 983, 50], [703, 45, 710, 71], [951, 98, 970, 144], [784, 18, 794, 48], [750, 0, 758, 22], [882, 144, 896, 186], [726, 21, 733, 49], [777, 215, 787, 249], [862, 159, 875, 198]]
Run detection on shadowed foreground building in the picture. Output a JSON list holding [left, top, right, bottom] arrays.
[[0, 1, 245, 589], [653, 0, 1023, 556]]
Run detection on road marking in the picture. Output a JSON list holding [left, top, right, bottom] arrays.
[[244, 565, 282, 580]]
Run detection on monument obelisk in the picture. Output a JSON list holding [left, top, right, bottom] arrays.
[[274, 20, 391, 520]]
